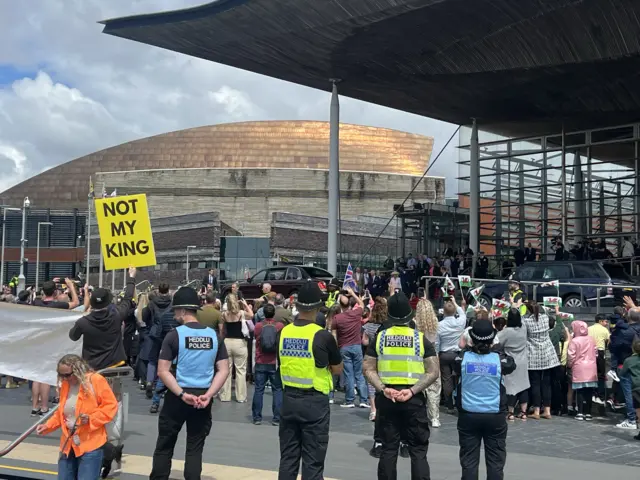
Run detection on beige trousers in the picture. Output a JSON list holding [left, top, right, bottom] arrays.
[[219, 338, 248, 402], [425, 376, 442, 422]]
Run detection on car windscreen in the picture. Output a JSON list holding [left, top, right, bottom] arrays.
[[601, 263, 632, 282], [302, 267, 334, 279]]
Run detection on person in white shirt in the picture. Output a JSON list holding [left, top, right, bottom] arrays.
[[436, 297, 467, 413]]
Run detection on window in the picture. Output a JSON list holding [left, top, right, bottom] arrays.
[[541, 265, 572, 280], [601, 263, 632, 281], [302, 267, 334, 279], [250, 269, 267, 283], [198, 262, 207, 269], [266, 268, 287, 281], [515, 266, 538, 281], [573, 264, 605, 279], [168, 263, 180, 271], [286, 267, 302, 280]]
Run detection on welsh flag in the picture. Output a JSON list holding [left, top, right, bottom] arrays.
[[556, 311, 574, 322], [446, 276, 456, 292], [441, 287, 450, 298], [492, 298, 511, 311], [543, 296, 562, 307], [541, 280, 560, 288], [469, 284, 485, 300], [458, 275, 472, 288]]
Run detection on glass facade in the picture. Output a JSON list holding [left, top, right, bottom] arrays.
[[219, 236, 271, 281]]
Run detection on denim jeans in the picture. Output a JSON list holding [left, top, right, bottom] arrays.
[[147, 361, 157, 384], [619, 370, 637, 422], [252, 364, 282, 422], [58, 447, 104, 480], [152, 377, 165, 406], [340, 344, 369, 404]]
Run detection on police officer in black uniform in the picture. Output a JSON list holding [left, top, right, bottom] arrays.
[[278, 281, 343, 480], [363, 292, 440, 480], [454, 319, 516, 480], [150, 287, 230, 480]]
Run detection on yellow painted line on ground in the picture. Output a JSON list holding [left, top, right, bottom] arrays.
[[0, 464, 57, 475], [1, 441, 339, 479]]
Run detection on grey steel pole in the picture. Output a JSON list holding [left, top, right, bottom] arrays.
[[123, 269, 126, 289], [86, 199, 92, 287], [328, 81, 340, 276], [111, 269, 116, 292], [186, 247, 190, 283], [98, 242, 104, 288], [0, 207, 19, 288], [35, 222, 53, 293], [17, 197, 29, 293], [469, 119, 480, 273], [561, 126, 567, 246]]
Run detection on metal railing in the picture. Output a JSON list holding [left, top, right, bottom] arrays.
[[420, 275, 640, 314], [0, 365, 132, 458]]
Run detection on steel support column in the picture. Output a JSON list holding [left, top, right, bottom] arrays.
[[599, 181, 606, 234], [469, 120, 480, 271], [573, 153, 586, 240], [327, 81, 340, 276], [587, 147, 593, 235], [635, 131, 640, 240], [541, 138, 548, 259], [495, 158, 502, 258], [561, 127, 567, 246], [617, 183, 623, 253], [518, 164, 525, 248]]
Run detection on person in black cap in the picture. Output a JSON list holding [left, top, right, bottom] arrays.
[[454, 318, 516, 480], [278, 280, 343, 480], [363, 291, 440, 480], [150, 286, 230, 480], [69, 267, 136, 371]]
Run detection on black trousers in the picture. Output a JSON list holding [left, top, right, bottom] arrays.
[[150, 389, 212, 480], [596, 350, 606, 398], [439, 351, 458, 409], [278, 390, 330, 480], [550, 366, 567, 412], [376, 391, 431, 480], [458, 413, 507, 480], [528, 369, 552, 408]]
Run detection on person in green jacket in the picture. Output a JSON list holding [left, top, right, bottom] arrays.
[[621, 339, 640, 441]]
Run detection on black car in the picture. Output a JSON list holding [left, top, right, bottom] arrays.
[[220, 265, 334, 302], [479, 260, 638, 309]]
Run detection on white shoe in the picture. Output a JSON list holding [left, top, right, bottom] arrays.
[[607, 370, 620, 383], [329, 398, 334, 404], [592, 396, 604, 405], [616, 419, 638, 430], [431, 419, 441, 428]]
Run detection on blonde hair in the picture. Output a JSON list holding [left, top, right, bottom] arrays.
[[57, 354, 93, 390], [226, 293, 240, 316], [137, 293, 149, 324], [414, 299, 438, 336]]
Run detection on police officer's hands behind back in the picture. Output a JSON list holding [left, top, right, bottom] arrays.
[[181, 392, 199, 407], [395, 389, 414, 402]]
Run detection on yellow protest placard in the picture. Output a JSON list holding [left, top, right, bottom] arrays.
[[94, 194, 156, 270]]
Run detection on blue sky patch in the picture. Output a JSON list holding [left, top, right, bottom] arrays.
[[0, 64, 62, 86]]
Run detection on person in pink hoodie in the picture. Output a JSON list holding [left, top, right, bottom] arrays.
[[567, 320, 598, 421]]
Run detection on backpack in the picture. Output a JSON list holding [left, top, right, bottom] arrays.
[[260, 322, 278, 353], [149, 304, 171, 342]]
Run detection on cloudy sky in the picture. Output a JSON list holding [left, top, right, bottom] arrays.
[[0, 0, 460, 196]]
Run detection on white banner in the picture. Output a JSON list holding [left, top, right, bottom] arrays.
[[0, 303, 82, 386]]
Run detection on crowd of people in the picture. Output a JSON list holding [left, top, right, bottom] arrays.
[[1, 265, 640, 480]]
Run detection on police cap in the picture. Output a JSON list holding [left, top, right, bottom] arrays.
[[172, 287, 201, 311]]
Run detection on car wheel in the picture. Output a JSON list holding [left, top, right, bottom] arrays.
[[478, 295, 492, 309], [563, 294, 584, 309]]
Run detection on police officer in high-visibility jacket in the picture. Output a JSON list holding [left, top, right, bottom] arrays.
[[503, 279, 526, 316], [363, 292, 440, 480], [150, 287, 230, 480], [454, 319, 516, 480], [278, 281, 343, 480], [325, 278, 340, 308]]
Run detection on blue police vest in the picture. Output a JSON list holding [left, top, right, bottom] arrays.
[[460, 351, 502, 413], [175, 325, 218, 389]]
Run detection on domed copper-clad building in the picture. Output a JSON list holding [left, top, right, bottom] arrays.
[[2, 121, 435, 206], [1, 121, 443, 237]]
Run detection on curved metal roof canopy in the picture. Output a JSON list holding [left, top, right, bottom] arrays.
[[101, 0, 640, 138]]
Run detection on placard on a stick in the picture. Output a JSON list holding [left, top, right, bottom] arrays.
[[95, 194, 156, 270]]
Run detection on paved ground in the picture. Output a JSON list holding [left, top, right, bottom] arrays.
[[0, 379, 639, 479]]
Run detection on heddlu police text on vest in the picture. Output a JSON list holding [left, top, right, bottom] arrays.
[[384, 335, 414, 348], [185, 336, 214, 350]]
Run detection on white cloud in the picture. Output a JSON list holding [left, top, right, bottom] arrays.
[[0, 0, 459, 196]]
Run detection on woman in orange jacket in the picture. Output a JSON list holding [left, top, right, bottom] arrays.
[[36, 354, 118, 479]]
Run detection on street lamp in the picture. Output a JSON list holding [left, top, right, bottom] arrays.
[[186, 245, 196, 283], [35, 222, 53, 293], [17, 197, 30, 293], [1, 206, 21, 288]]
